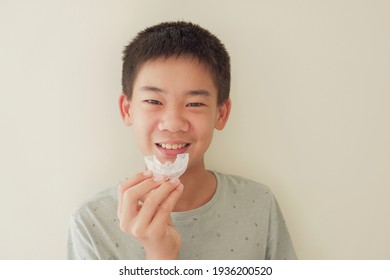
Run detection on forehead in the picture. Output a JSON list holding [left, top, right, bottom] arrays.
[[133, 56, 217, 97]]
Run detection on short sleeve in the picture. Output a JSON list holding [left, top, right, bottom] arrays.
[[266, 195, 297, 260], [67, 213, 99, 260]]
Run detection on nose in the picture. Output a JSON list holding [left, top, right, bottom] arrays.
[[158, 107, 189, 133]]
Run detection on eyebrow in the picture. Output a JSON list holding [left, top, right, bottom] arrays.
[[139, 86, 211, 97], [187, 89, 211, 97], [139, 86, 165, 93]]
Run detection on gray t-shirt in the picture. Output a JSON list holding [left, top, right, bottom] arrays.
[[67, 171, 297, 259]]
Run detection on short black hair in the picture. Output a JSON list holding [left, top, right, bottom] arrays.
[[122, 21, 230, 106]]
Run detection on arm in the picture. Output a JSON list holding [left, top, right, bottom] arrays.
[[67, 213, 99, 260], [266, 195, 297, 260]]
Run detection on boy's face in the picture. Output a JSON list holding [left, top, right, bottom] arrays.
[[120, 56, 230, 171]]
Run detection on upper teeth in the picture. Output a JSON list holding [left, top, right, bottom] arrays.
[[160, 143, 187, 150]]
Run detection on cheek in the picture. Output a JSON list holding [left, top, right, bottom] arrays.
[[194, 115, 216, 142], [132, 108, 157, 130], [131, 112, 157, 150], [201, 110, 218, 130], [201, 122, 215, 137]]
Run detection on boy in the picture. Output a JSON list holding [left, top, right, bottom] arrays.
[[67, 21, 296, 260]]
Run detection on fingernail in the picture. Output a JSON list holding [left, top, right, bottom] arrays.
[[169, 177, 180, 185], [176, 183, 184, 191], [153, 175, 165, 182], [143, 170, 152, 176]]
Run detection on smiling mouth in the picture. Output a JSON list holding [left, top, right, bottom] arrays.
[[156, 143, 190, 150]]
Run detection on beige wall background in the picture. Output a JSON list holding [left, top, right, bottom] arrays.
[[1, 0, 389, 259]]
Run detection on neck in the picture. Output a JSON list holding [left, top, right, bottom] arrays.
[[173, 160, 216, 212]]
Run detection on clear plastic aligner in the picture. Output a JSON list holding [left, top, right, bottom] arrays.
[[144, 153, 189, 180]]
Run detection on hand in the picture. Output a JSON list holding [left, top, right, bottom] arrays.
[[117, 171, 184, 259]]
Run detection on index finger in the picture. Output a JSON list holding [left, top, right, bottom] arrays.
[[117, 170, 153, 218]]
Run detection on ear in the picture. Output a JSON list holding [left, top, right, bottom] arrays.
[[215, 98, 231, 130], [119, 93, 132, 126]]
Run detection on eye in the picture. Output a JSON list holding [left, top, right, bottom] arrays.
[[144, 99, 163, 105], [186, 102, 205, 107]]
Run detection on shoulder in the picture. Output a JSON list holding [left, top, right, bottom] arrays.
[[215, 171, 271, 194], [213, 171, 273, 204], [71, 185, 118, 223]]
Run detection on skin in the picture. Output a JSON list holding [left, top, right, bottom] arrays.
[[117, 56, 231, 259]]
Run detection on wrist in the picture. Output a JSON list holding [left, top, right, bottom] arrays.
[[145, 251, 179, 260], [144, 243, 181, 260]]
